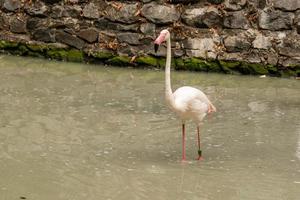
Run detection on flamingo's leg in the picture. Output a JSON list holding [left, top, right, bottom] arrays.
[[182, 123, 186, 161], [196, 126, 203, 161]]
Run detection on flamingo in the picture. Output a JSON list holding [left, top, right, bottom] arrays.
[[154, 29, 216, 161]]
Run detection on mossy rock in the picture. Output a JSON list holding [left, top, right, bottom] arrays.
[[65, 49, 84, 62], [156, 58, 176, 69], [106, 56, 132, 66], [46, 49, 84, 62], [27, 51, 45, 58], [135, 56, 158, 67], [174, 58, 185, 70], [157, 58, 166, 68], [17, 45, 29, 55], [240, 62, 268, 75], [296, 69, 300, 77], [0, 40, 19, 49], [184, 58, 208, 71], [90, 51, 114, 60], [280, 69, 297, 78], [266, 64, 278, 75], [205, 60, 222, 72], [27, 43, 48, 52], [219, 60, 241, 74]]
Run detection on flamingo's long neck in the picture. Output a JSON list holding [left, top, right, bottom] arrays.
[[165, 36, 175, 108]]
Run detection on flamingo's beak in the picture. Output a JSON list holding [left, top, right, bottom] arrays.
[[154, 43, 159, 53], [154, 34, 165, 53]]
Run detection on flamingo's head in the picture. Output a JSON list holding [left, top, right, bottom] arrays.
[[154, 29, 170, 53]]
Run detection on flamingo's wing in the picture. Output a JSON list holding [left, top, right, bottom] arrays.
[[188, 98, 209, 121]]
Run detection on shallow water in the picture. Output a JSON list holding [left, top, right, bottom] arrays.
[[0, 55, 299, 200]]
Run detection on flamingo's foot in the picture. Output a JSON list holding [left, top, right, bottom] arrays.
[[197, 149, 203, 160], [181, 158, 188, 164], [196, 156, 204, 161]]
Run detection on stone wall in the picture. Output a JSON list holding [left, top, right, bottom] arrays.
[[0, 0, 299, 77]]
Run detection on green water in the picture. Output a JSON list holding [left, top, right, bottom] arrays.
[[0, 55, 299, 200]]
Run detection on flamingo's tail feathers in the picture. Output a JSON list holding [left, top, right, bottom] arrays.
[[208, 103, 216, 113]]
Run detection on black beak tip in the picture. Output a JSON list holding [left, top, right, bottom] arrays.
[[154, 44, 159, 53]]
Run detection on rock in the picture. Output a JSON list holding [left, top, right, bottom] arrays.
[[207, 0, 223, 4], [77, 28, 98, 43], [174, 49, 185, 57], [247, 0, 266, 9], [281, 58, 300, 67], [183, 38, 217, 59], [83, 3, 100, 19], [202, 7, 222, 28], [117, 32, 141, 45], [33, 29, 56, 43], [140, 23, 156, 36], [62, 5, 82, 18], [182, 8, 205, 27], [182, 7, 222, 28], [169, 0, 198, 4], [25, 1, 48, 17], [95, 18, 139, 32], [41, 0, 61, 4], [296, 21, 300, 34], [51, 5, 64, 18], [223, 11, 250, 29], [141, 0, 152, 3], [27, 18, 49, 31], [10, 17, 26, 33], [186, 49, 217, 59], [267, 52, 278, 65], [0, 13, 10, 31], [252, 34, 272, 49], [224, 35, 251, 52], [258, 8, 294, 30], [141, 3, 180, 24], [55, 31, 85, 49], [3, 0, 23, 12], [278, 35, 300, 57], [61, 18, 79, 30], [48, 19, 65, 29], [273, 0, 300, 11], [224, 0, 246, 11], [106, 3, 139, 24]]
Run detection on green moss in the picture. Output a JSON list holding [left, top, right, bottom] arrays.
[[27, 51, 44, 58], [46, 49, 67, 60], [219, 60, 241, 74], [66, 49, 84, 62], [174, 58, 185, 70], [157, 58, 166, 68], [280, 70, 297, 78], [18, 45, 29, 55], [135, 56, 158, 67], [206, 60, 222, 72], [106, 56, 132, 66], [183, 58, 208, 71], [91, 51, 114, 60], [46, 49, 84, 62], [27, 44, 47, 52], [0, 40, 19, 49], [266, 64, 278, 75], [240, 62, 268, 75]]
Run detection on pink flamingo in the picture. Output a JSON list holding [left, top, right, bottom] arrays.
[[154, 29, 216, 161]]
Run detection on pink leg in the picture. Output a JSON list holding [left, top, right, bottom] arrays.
[[197, 126, 203, 161], [182, 123, 186, 161]]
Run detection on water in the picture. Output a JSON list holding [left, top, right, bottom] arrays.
[[0, 55, 299, 200]]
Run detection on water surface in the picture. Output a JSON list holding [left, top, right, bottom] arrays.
[[0, 55, 299, 200]]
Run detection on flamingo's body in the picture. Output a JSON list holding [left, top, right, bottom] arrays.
[[154, 29, 216, 161]]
